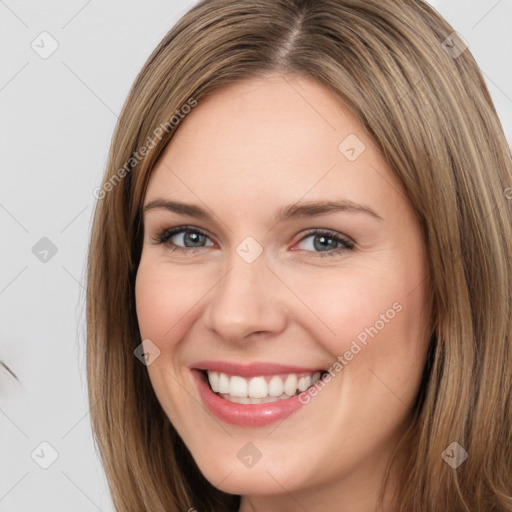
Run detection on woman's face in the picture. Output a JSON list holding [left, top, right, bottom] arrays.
[[135, 74, 431, 508]]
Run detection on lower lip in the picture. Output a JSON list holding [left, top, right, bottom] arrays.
[[192, 370, 307, 427]]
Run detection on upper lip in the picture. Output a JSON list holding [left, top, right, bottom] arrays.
[[192, 360, 325, 378]]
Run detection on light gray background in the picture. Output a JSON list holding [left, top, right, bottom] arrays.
[[1, 1, 511, 510]]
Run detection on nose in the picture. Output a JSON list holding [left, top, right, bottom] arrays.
[[202, 249, 288, 344]]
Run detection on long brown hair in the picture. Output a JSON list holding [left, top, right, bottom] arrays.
[[87, 1, 512, 510]]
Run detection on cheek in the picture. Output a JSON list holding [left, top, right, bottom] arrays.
[[135, 261, 204, 343], [135, 268, 172, 342], [289, 265, 425, 344], [286, 256, 430, 396], [134, 262, 205, 421]]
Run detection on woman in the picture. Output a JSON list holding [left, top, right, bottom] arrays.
[[86, 0, 512, 510]]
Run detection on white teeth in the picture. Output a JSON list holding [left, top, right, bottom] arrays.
[[251, 396, 277, 404], [205, 370, 324, 401], [225, 396, 249, 404], [208, 371, 219, 392], [218, 373, 230, 393], [268, 375, 284, 397], [284, 374, 298, 396], [230, 376, 248, 397], [248, 377, 268, 398], [297, 375, 312, 392], [224, 395, 279, 404]]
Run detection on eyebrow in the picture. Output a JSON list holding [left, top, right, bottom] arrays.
[[142, 198, 383, 223]]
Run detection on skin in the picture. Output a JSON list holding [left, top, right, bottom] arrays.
[[135, 74, 431, 512]]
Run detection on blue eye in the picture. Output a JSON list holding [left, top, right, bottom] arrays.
[[155, 226, 214, 254], [153, 226, 354, 257], [295, 229, 354, 256]]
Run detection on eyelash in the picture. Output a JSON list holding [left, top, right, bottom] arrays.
[[152, 225, 355, 257]]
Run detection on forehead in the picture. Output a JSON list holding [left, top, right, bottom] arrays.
[[158, 74, 360, 171], [145, 74, 403, 218]]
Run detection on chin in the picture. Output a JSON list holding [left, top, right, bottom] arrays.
[[198, 460, 302, 496]]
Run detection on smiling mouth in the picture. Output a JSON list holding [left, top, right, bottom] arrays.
[[200, 370, 326, 404]]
